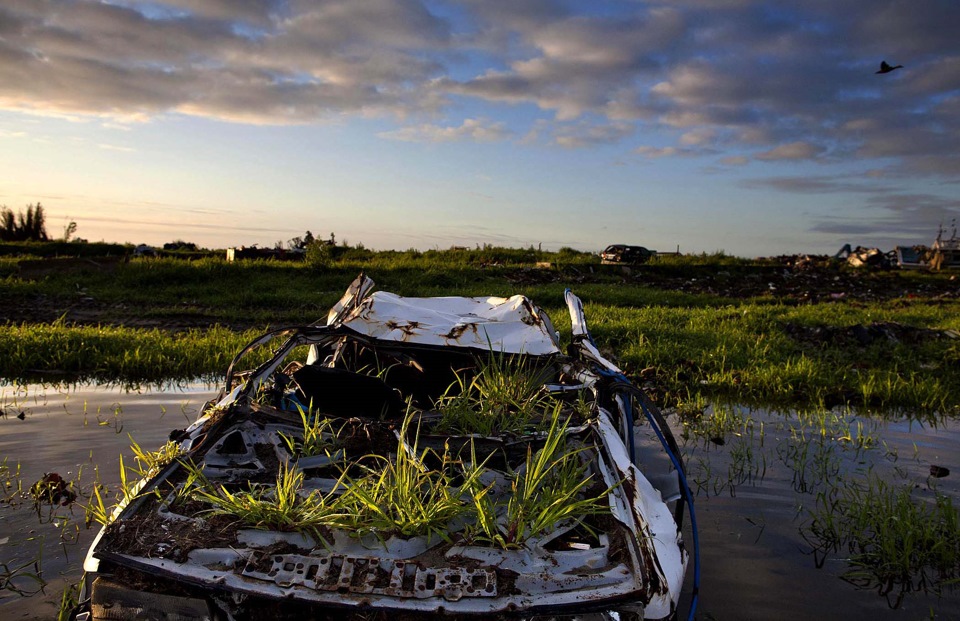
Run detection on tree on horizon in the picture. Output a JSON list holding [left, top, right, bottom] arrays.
[[0, 203, 49, 242]]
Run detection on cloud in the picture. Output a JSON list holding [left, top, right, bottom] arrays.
[[755, 141, 824, 161], [741, 175, 889, 194], [443, 6, 685, 120], [738, 171, 960, 245], [552, 120, 634, 148], [72, 213, 304, 236], [720, 155, 749, 166], [0, 0, 452, 123], [97, 143, 135, 152], [156, 0, 277, 26], [855, 2, 960, 56], [0, 0, 959, 187], [377, 118, 512, 143], [810, 193, 960, 241], [635, 145, 696, 159], [679, 128, 718, 147]]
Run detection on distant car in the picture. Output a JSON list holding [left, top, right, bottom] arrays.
[[132, 244, 156, 257], [600, 244, 655, 264]]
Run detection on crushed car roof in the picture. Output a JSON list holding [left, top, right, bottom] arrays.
[[337, 290, 561, 355]]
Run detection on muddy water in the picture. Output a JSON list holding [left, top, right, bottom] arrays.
[[1, 385, 958, 620], [0, 383, 218, 620], [668, 406, 960, 620]]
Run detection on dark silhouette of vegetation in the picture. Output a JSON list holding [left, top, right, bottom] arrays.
[[62, 220, 78, 242], [0, 241, 126, 258], [163, 240, 199, 252], [0, 203, 49, 242]]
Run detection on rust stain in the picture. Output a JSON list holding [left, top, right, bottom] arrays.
[[443, 323, 479, 340], [519, 298, 542, 326], [385, 320, 421, 337]]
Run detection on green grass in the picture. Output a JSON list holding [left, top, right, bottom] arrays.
[[279, 405, 338, 458], [0, 556, 45, 597], [167, 407, 608, 548], [334, 413, 481, 542], [0, 457, 23, 505], [2, 248, 959, 415], [0, 321, 265, 385], [128, 436, 185, 477], [466, 405, 610, 549], [434, 353, 554, 435], [57, 582, 81, 621], [588, 301, 960, 415], [0, 240, 131, 258], [185, 460, 347, 542], [802, 476, 960, 605], [175, 411, 483, 543], [678, 402, 759, 446]]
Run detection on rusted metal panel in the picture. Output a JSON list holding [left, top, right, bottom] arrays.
[[339, 289, 561, 355], [242, 553, 498, 600]]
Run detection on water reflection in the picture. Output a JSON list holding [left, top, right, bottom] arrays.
[[1, 386, 958, 620], [0, 382, 218, 619], [668, 403, 960, 619]]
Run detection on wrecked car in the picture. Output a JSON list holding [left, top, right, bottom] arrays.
[[896, 224, 960, 271], [74, 276, 694, 620], [600, 244, 655, 265]]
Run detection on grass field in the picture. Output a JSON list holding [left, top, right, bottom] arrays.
[[1, 244, 958, 415]]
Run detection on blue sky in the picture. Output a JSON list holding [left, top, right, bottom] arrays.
[[1, 0, 958, 255]]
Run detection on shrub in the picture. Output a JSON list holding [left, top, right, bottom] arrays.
[[0, 203, 48, 242]]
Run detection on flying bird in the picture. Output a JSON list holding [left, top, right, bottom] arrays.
[[876, 60, 903, 74]]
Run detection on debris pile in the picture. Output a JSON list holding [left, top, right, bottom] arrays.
[[781, 321, 959, 348]]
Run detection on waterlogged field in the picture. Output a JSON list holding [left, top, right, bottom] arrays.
[[0, 383, 217, 620], [0, 247, 958, 618], [1, 384, 958, 620], [671, 404, 960, 619]]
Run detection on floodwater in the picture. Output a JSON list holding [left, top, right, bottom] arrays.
[[669, 405, 960, 621], [0, 384, 958, 620], [0, 382, 218, 620]]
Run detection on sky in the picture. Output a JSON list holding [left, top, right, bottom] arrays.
[[1, 0, 959, 256]]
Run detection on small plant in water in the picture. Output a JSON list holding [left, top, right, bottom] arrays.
[[0, 458, 27, 509], [0, 557, 45, 597], [802, 475, 960, 607], [722, 437, 766, 497], [83, 457, 142, 528], [85, 479, 110, 528], [57, 581, 81, 621]]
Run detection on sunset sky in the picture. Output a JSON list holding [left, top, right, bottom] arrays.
[[1, 1, 958, 255]]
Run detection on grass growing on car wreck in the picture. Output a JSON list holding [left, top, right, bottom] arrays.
[[91, 402, 610, 551]]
